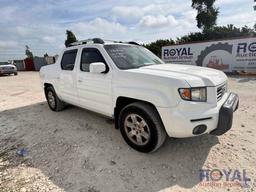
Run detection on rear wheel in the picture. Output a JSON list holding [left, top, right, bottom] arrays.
[[45, 86, 65, 111], [118, 102, 166, 153]]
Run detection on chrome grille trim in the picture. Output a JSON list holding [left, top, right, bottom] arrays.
[[217, 83, 226, 101]]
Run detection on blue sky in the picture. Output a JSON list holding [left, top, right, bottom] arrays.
[[0, 0, 255, 61]]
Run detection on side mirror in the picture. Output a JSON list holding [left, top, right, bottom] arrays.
[[89, 62, 106, 73]]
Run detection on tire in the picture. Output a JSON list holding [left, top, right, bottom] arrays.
[[14, 72, 18, 76], [45, 86, 65, 111], [118, 102, 166, 153]]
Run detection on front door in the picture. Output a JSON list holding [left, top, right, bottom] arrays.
[[77, 48, 113, 117]]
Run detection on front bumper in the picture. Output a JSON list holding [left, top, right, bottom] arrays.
[[0, 70, 17, 75], [210, 92, 239, 135], [157, 92, 239, 138]]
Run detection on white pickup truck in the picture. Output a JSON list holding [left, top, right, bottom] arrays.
[[40, 38, 239, 153]]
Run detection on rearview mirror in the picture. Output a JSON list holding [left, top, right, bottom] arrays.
[[89, 62, 106, 73]]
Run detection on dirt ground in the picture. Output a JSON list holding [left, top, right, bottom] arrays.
[[0, 72, 255, 192]]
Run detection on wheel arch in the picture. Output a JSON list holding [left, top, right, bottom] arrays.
[[44, 82, 53, 88], [114, 96, 164, 130], [44, 83, 54, 97], [44, 82, 53, 90]]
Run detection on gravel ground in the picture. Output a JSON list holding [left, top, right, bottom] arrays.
[[0, 72, 255, 192]]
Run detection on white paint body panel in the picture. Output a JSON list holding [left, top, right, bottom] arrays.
[[40, 43, 231, 138]]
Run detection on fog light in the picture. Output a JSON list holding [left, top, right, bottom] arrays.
[[193, 125, 207, 135]]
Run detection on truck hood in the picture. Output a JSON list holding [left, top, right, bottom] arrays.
[[128, 64, 227, 87]]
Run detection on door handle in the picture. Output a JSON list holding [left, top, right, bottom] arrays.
[[78, 79, 83, 83]]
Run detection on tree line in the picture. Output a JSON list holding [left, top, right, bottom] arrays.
[[144, 25, 256, 57]]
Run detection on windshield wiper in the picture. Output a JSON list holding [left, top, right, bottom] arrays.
[[136, 64, 147, 68]]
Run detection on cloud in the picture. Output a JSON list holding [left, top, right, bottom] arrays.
[[0, 6, 18, 23], [142, 4, 180, 15], [15, 26, 33, 37], [216, 0, 248, 6], [218, 12, 255, 27], [111, 6, 143, 23], [0, 40, 19, 50], [71, 18, 126, 38], [0, 0, 254, 61], [178, 10, 198, 28], [139, 15, 178, 28], [42, 36, 57, 44], [111, 3, 190, 24]]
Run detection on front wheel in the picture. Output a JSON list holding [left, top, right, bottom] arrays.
[[118, 102, 166, 153], [45, 86, 65, 111]]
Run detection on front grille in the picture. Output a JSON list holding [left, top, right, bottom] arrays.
[[2, 67, 13, 70], [217, 83, 226, 101]]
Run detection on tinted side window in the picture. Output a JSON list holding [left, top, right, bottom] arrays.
[[61, 49, 78, 70], [80, 48, 106, 72]]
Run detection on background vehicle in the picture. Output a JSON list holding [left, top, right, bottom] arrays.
[[0, 63, 18, 76], [40, 38, 239, 153]]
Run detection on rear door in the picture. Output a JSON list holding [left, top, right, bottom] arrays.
[[59, 49, 79, 103], [77, 47, 113, 117]]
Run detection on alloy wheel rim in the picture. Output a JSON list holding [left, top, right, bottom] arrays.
[[124, 114, 150, 146], [47, 91, 55, 108]]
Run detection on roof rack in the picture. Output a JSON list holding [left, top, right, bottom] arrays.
[[127, 41, 140, 46], [68, 38, 140, 47], [104, 40, 141, 46], [68, 38, 105, 47]]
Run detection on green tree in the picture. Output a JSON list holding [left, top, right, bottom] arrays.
[[25, 45, 33, 58], [144, 25, 256, 57], [144, 39, 175, 57], [65, 30, 78, 47], [175, 24, 256, 45], [192, 0, 219, 30]]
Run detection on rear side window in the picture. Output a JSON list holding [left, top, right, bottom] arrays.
[[80, 48, 106, 72], [61, 49, 77, 70]]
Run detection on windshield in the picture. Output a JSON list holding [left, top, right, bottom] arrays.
[[104, 44, 164, 70]]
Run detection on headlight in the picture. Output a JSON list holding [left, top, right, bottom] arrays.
[[178, 87, 207, 102]]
